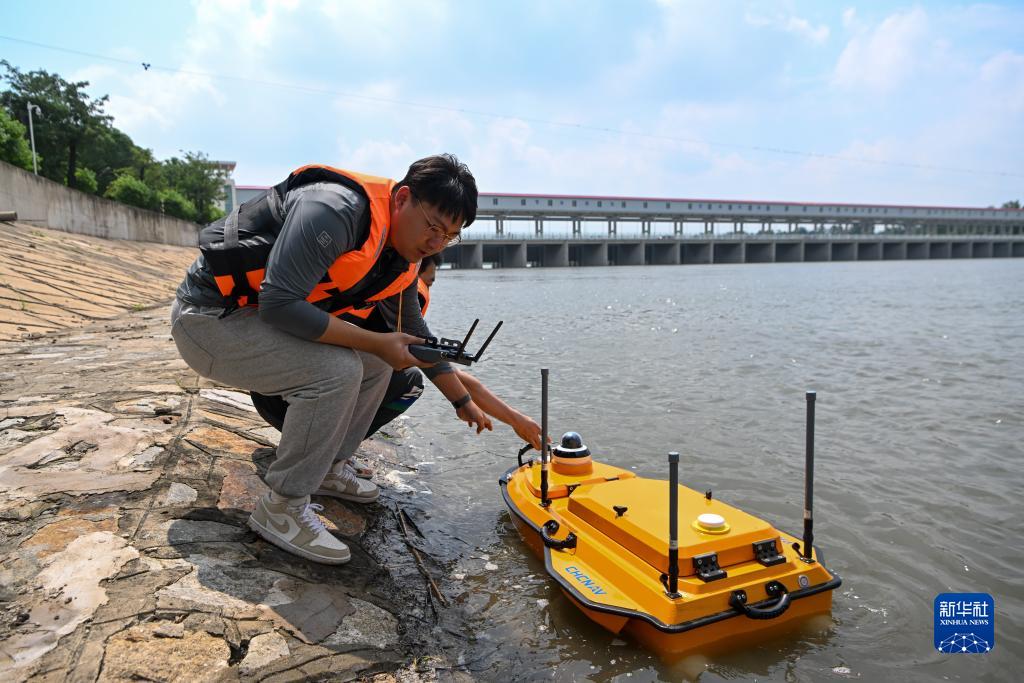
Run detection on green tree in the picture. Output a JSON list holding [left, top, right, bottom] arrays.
[[1, 60, 112, 189], [74, 166, 98, 194], [160, 151, 227, 223], [204, 205, 226, 223], [0, 106, 34, 170], [158, 188, 197, 221], [131, 145, 162, 185], [1002, 200, 1021, 209], [104, 173, 158, 211], [78, 125, 144, 195], [4, 62, 235, 220]]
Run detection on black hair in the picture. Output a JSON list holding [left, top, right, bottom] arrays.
[[395, 154, 477, 227], [418, 252, 442, 273]]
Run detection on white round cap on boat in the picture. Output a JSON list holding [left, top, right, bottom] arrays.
[[697, 513, 726, 529]]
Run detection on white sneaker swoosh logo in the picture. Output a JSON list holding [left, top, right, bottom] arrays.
[[266, 512, 299, 538]]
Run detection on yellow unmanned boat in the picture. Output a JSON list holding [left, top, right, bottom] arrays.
[[500, 370, 841, 658]]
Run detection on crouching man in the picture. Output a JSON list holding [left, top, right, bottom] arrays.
[[249, 254, 544, 475], [171, 155, 490, 565]]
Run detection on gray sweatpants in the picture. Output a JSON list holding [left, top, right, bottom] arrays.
[[170, 304, 392, 498]]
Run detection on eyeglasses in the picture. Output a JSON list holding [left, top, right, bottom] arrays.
[[413, 195, 462, 246]]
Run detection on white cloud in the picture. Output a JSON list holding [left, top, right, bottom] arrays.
[[979, 50, 1024, 112], [743, 11, 830, 44], [46, 1, 1020, 207], [75, 0, 456, 151], [832, 7, 929, 92], [317, 0, 449, 37], [785, 16, 830, 44], [106, 70, 220, 131], [330, 81, 405, 116], [606, 1, 727, 88], [66, 65, 119, 90], [842, 7, 856, 29], [336, 138, 418, 178]]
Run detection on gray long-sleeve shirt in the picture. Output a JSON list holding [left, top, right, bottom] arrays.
[[175, 182, 451, 378]]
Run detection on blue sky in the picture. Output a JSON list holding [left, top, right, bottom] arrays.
[[1, 1, 1022, 207]]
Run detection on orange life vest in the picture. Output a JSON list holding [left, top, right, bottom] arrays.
[[198, 164, 418, 317], [342, 272, 430, 326]]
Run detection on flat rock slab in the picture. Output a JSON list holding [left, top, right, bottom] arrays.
[[99, 623, 232, 683], [156, 481, 199, 507], [186, 424, 265, 460], [238, 630, 290, 675], [0, 406, 169, 498], [155, 553, 360, 644], [322, 597, 400, 652], [2, 531, 138, 671], [144, 519, 249, 548], [18, 514, 119, 560], [216, 458, 270, 514]]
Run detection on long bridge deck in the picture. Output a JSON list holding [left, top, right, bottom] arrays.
[[477, 192, 1024, 236]]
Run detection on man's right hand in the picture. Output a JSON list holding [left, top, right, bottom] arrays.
[[510, 413, 543, 450], [376, 332, 434, 370]]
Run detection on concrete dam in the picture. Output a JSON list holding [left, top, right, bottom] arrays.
[[443, 234, 1024, 268]]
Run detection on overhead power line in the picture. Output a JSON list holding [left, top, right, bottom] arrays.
[[2, 34, 1022, 180]]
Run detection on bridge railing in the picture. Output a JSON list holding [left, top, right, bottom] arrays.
[[459, 231, 1023, 242]]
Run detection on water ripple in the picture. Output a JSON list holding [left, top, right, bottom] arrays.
[[408, 260, 1023, 681]]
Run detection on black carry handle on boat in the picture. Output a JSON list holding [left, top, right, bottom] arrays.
[[517, 443, 534, 466], [729, 581, 792, 620], [541, 520, 577, 551], [408, 319, 503, 366]]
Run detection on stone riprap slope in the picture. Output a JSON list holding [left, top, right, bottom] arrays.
[[0, 221, 196, 342], [0, 227, 470, 681]]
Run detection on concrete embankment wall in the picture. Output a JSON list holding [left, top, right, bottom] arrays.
[[0, 221, 196, 340], [0, 160, 198, 247]]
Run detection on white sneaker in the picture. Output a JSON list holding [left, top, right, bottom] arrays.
[[316, 460, 380, 503], [347, 459, 374, 479], [247, 493, 351, 564]]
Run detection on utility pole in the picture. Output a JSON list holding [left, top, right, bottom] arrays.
[[27, 102, 42, 175]]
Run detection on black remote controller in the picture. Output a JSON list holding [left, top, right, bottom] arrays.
[[408, 345, 446, 363], [406, 319, 502, 367]]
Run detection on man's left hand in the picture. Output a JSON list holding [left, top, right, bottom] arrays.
[[456, 401, 492, 434]]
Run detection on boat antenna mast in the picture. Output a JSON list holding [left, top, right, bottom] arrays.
[[798, 390, 816, 563], [665, 451, 681, 598], [540, 368, 550, 507]]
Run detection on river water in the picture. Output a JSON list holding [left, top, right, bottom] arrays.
[[388, 259, 1023, 682]]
